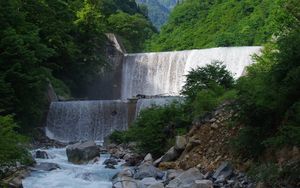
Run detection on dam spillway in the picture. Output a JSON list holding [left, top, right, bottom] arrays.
[[121, 46, 261, 99], [46, 45, 262, 143]]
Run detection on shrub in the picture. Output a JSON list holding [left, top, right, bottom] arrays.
[[122, 102, 189, 158], [0, 115, 33, 166], [248, 163, 280, 186], [181, 61, 235, 101]]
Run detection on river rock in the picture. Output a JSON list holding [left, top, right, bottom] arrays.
[[212, 161, 233, 180], [113, 176, 140, 188], [66, 141, 100, 164], [174, 136, 187, 151], [161, 147, 180, 162], [140, 177, 161, 186], [35, 150, 49, 159], [148, 182, 165, 188], [166, 167, 204, 188], [191, 180, 213, 188], [143, 153, 153, 164], [33, 162, 60, 171], [103, 158, 118, 166], [134, 163, 164, 180]]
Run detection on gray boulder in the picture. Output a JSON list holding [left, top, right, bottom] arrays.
[[134, 163, 164, 180], [174, 136, 187, 151], [148, 182, 165, 188], [212, 161, 233, 180], [103, 158, 118, 166], [161, 147, 180, 162], [66, 141, 100, 164], [140, 177, 161, 187], [142, 153, 153, 164], [166, 167, 204, 188], [191, 180, 213, 188]]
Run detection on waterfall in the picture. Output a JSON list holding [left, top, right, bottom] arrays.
[[121, 46, 261, 99], [45, 46, 262, 142], [46, 100, 128, 143]]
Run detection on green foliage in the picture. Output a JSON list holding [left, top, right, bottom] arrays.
[[108, 11, 156, 52], [0, 0, 155, 131], [109, 130, 127, 145], [116, 103, 189, 157], [0, 116, 33, 166], [181, 61, 234, 101], [233, 0, 300, 157], [146, 0, 284, 51], [248, 163, 280, 186]]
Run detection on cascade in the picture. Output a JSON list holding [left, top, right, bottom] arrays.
[[46, 100, 128, 143], [121, 46, 261, 99], [45, 46, 261, 143]]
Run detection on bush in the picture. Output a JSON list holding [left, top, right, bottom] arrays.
[[0, 116, 33, 166], [248, 163, 280, 186], [181, 61, 234, 102], [121, 102, 189, 158]]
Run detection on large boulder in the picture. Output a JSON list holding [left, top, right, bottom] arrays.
[[66, 141, 100, 164], [134, 163, 164, 180], [161, 147, 181, 163], [166, 167, 204, 188], [191, 180, 213, 188]]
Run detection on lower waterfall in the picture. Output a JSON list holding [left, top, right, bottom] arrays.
[[45, 100, 128, 143]]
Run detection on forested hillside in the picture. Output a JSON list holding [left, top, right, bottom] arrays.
[[0, 0, 155, 134], [146, 0, 283, 51], [136, 0, 179, 29]]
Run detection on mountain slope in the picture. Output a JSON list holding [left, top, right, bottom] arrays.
[[136, 0, 179, 29], [146, 0, 283, 51]]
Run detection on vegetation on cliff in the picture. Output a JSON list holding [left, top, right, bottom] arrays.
[[146, 0, 284, 51], [0, 0, 155, 165]]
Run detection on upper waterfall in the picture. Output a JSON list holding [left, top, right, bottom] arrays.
[[121, 46, 261, 99]]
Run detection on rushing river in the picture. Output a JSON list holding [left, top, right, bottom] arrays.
[[23, 148, 121, 188]]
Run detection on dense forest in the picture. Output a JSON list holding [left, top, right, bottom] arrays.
[[0, 0, 155, 164], [146, 0, 284, 51]]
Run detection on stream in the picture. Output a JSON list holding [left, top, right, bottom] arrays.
[[22, 148, 121, 188]]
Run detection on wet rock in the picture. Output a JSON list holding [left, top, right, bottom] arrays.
[[32, 162, 60, 171], [1, 167, 29, 188], [66, 141, 100, 164], [105, 163, 116, 169], [212, 161, 233, 180], [35, 150, 49, 159], [174, 136, 187, 151], [166, 167, 204, 188], [124, 154, 143, 166], [103, 158, 118, 166]]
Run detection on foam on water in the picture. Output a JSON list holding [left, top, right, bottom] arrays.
[[23, 148, 120, 188]]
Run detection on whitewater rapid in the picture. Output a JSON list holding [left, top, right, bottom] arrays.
[[22, 148, 121, 188]]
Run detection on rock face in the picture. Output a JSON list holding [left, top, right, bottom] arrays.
[[66, 141, 100, 164]]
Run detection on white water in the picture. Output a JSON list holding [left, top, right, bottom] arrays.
[[23, 148, 120, 188], [46, 100, 128, 143], [121, 46, 261, 99]]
